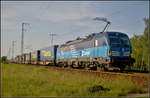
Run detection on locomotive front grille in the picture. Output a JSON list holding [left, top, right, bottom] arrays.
[[111, 51, 120, 56], [111, 58, 130, 63]]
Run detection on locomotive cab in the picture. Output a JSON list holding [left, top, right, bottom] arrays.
[[106, 32, 134, 70], [107, 32, 131, 57]]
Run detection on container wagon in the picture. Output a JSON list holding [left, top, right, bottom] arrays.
[[24, 53, 31, 64], [39, 45, 58, 65], [31, 50, 40, 64]]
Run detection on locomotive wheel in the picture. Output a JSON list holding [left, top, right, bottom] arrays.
[[67, 64, 72, 68], [91, 66, 97, 70], [97, 64, 109, 71], [63, 62, 68, 68], [97, 65, 105, 71], [85, 67, 90, 70], [104, 64, 109, 71], [119, 65, 125, 71], [98, 67, 105, 71], [84, 63, 90, 70]]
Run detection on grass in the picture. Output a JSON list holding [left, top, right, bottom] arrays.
[[1, 63, 147, 97]]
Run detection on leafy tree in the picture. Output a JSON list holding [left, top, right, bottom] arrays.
[[130, 18, 149, 71]]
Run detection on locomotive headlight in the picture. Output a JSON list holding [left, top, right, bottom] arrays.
[[107, 50, 120, 56], [124, 52, 130, 56], [107, 50, 112, 56]]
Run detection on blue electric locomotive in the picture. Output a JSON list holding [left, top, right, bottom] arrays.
[[56, 31, 134, 70]]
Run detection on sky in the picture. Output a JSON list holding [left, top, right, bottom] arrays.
[[1, 1, 149, 58]]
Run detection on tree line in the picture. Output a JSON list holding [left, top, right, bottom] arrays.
[[130, 18, 149, 71]]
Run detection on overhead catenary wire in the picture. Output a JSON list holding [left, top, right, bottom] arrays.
[[39, 3, 145, 42], [55, 7, 132, 37], [38, 2, 146, 38]]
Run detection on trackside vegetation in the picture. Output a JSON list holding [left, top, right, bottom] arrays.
[[130, 18, 149, 71], [1, 63, 147, 97]]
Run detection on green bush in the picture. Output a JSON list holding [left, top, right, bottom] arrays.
[[130, 18, 149, 71]]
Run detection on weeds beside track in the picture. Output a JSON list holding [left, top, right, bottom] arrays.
[[1, 63, 149, 97], [48, 66, 149, 88], [14, 63, 149, 88]]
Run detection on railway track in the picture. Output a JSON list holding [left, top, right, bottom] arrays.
[[48, 66, 149, 88], [21, 63, 149, 88]]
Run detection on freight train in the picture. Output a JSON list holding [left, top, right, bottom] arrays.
[[14, 31, 135, 71]]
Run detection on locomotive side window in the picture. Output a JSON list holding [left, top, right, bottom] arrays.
[[102, 41, 106, 46], [108, 33, 130, 47], [98, 37, 107, 46]]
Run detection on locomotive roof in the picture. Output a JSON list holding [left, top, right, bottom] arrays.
[[60, 31, 126, 47], [61, 32, 104, 47]]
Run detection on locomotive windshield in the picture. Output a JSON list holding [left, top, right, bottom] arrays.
[[108, 33, 130, 47]]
